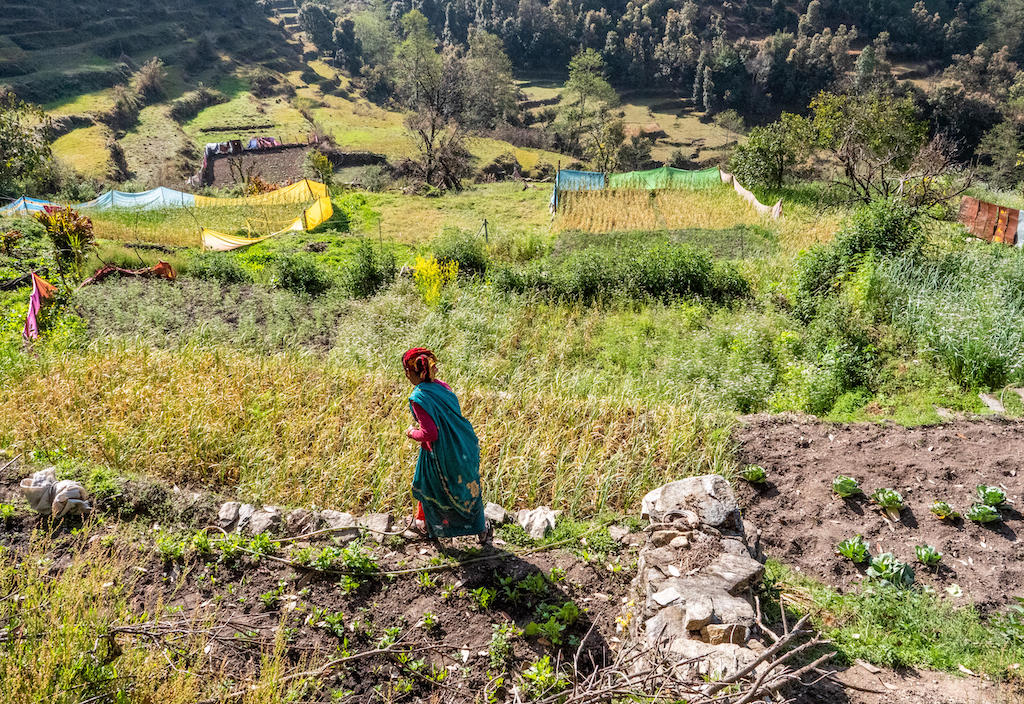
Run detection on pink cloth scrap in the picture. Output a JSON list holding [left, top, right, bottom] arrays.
[[22, 273, 55, 340]]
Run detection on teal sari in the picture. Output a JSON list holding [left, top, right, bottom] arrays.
[[409, 381, 485, 538]]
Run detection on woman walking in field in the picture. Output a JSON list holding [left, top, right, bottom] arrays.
[[403, 348, 491, 544]]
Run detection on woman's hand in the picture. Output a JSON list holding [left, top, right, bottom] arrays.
[[405, 425, 419, 439]]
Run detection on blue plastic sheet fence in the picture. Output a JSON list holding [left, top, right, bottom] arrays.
[[1, 187, 197, 216], [550, 169, 606, 211]]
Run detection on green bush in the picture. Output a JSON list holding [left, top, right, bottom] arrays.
[[433, 227, 488, 277], [273, 254, 332, 296], [186, 253, 252, 284], [493, 243, 750, 305], [344, 240, 396, 298], [794, 199, 922, 322]]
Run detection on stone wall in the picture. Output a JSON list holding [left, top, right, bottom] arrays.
[[628, 475, 767, 679]]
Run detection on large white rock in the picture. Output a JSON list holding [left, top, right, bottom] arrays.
[[246, 506, 282, 535], [642, 475, 741, 530], [516, 506, 559, 540], [484, 502, 510, 525], [706, 553, 765, 595], [217, 501, 241, 531], [357, 512, 393, 542], [321, 510, 361, 542], [236, 504, 256, 533]]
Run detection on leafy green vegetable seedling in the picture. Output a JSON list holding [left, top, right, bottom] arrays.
[[836, 535, 870, 563], [870, 488, 904, 521], [966, 503, 1002, 524], [832, 475, 861, 498], [976, 485, 1008, 507], [739, 465, 767, 484], [866, 553, 914, 588], [915, 544, 942, 568], [929, 501, 959, 521]]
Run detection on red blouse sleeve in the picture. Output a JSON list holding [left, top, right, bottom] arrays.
[[409, 401, 438, 447]]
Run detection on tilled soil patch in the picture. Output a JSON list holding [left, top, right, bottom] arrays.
[[734, 414, 1024, 611]]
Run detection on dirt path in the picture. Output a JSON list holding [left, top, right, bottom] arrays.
[[734, 414, 1024, 610], [799, 663, 1011, 704]]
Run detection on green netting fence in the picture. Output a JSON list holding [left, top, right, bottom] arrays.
[[607, 166, 721, 190]]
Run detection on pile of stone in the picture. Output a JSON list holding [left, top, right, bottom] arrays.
[[216, 502, 393, 542], [215, 500, 534, 541], [627, 475, 767, 679]]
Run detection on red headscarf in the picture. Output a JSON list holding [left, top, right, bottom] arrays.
[[402, 347, 437, 381]]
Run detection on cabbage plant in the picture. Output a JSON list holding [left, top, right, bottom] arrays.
[[929, 501, 959, 520], [739, 465, 767, 484], [915, 544, 942, 568], [832, 475, 861, 498], [870, 488, 904, 521], [976, 485, 1008, 507], [967, 503, 1001, 524], [836, 535, 870, 563], [866, 553, 914, 588]]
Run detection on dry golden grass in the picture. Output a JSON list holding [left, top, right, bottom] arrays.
[[0, 344, 730, 513], [0, 540, 202, 703], [556, 186, 762, 233], [555, 186, 842, 254], [89, 203, 306, 247]]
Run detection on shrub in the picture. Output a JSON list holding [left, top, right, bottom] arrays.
[[433, 227, 488, 277], [794, 200, 922, 322], [875, 247, 1024, 388], [304, 149, 334, 188], [493, 243, 750, 305], [273, 254, 332, 296], [132, 58, 167, 103], [186, 253, 252, 284], [358, 165, 390, 192], [413, 254, 458, 306], [344, 239, 396, 298], [169, 87, 227, 123], [35, 206, 95, 282]]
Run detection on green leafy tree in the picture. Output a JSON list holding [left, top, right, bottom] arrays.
[[299, 2, 338, 53], [728, 117, 805, 190], [0, 93, 51, 199], [333, 18, 363, 74], [616, 134, 653, 171], [559, 48, 618, 155], [976, 121, 1024, 189], [804, 90, 943, 205], [586, 118, 625, 173], [393, 10, 442, 109], [352, 6, 396, 68], [701, 65, 715, 113], [464, 30, 519, 128]]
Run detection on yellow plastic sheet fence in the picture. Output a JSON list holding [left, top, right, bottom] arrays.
[[201, 197, 334, 251], [193, 179, 329, 208]]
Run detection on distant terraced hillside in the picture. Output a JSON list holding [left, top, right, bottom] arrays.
[[1, 0, 568, 189]]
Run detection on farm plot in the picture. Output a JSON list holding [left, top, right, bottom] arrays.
[[89, 203, 309, 247], [556, 186, 765, 233], [735, 414, 1024, 610]]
